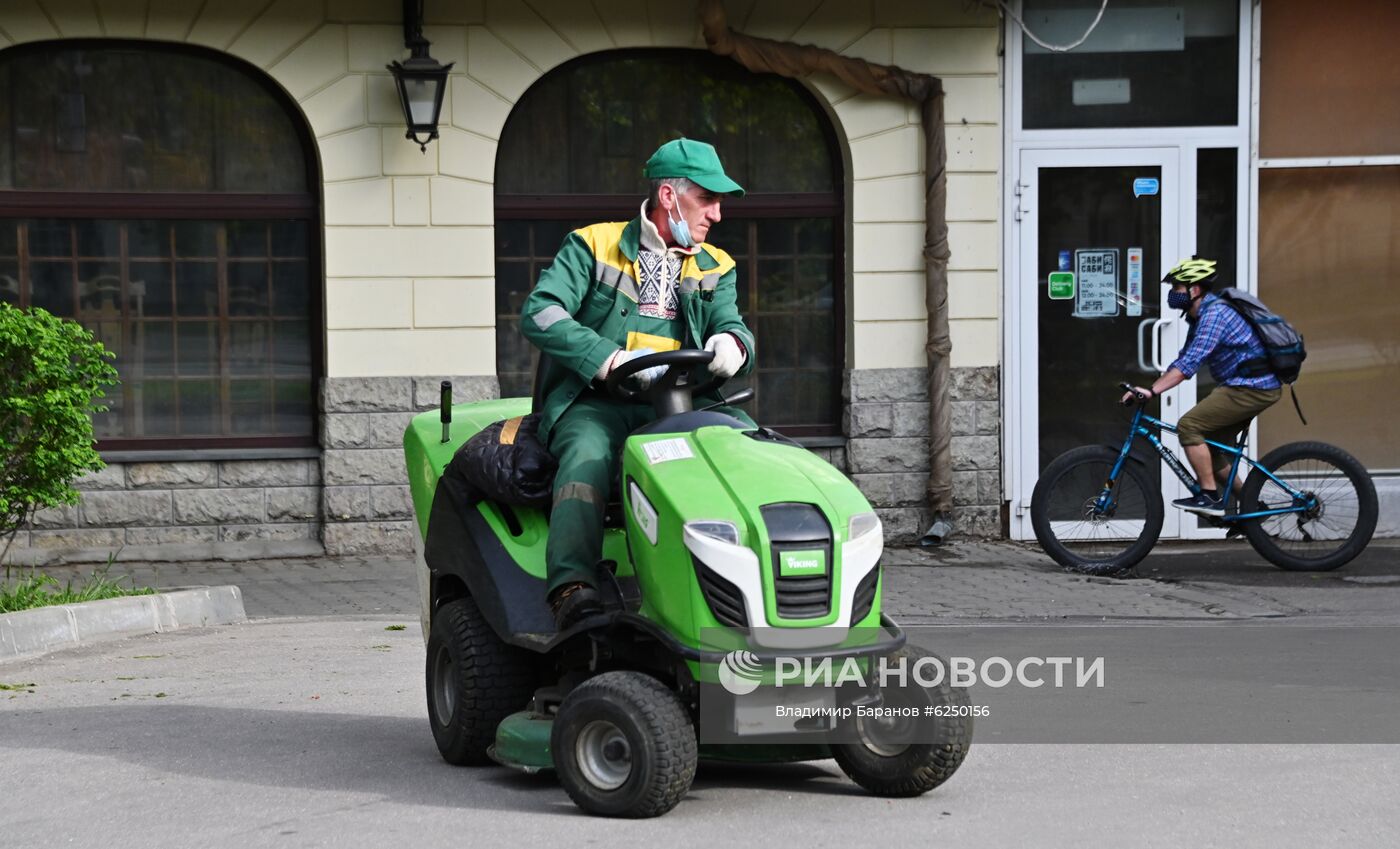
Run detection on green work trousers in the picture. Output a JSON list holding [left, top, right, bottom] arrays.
[[545, 391, 756, 594]]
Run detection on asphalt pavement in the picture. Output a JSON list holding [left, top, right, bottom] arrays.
[[2, 618, 1396, 848], [5, 539, 1400, 846]]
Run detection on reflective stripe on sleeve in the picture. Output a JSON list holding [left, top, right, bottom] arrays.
[[531, 304, 571, 331]]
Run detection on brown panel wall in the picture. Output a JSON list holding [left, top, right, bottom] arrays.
[[1256, 167, 1400, 468], [1260, 0, 1400, 158]]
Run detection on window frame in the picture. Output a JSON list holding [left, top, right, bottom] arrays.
[[0, 40, 322, 454]]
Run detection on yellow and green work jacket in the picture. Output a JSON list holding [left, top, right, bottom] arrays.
[[520, 215, 756, 442]]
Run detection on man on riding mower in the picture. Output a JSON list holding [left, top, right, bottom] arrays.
[[1122, 258, 1281, 517], [520, 138, 757, 629]]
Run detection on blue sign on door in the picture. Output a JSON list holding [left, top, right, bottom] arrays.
[[1133, 177, 1160, 197]]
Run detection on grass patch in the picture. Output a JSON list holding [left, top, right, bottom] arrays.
[[384, 624, 406, 631], [0, 682, 37, 691], [0, 564, 157, 614]]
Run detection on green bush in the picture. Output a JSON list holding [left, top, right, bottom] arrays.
[[0, 303, 119, 562]]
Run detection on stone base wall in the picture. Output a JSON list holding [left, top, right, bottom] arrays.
[[844, 366, 1003, 542], [7, 367, 1002, 563], [319, 375, 499, 556], [8, 458, 321, 565]]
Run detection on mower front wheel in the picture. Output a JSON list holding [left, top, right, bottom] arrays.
[[551, 671, 697, 818], [831, 647, 974, 797], [425, 596, 537, 766]]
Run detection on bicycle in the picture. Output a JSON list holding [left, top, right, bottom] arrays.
[[1031, 382, 1378, 576]]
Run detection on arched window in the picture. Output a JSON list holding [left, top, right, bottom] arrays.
[[0, 41, 319, 451], [495, 50, 843, 435]]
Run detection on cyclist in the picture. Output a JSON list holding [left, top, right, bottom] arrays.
[[1121, 258, 1281, 516]]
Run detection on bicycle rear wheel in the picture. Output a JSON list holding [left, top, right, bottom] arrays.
[[1239, 441, 1377, 571], [1031, 445, 1164, 575]]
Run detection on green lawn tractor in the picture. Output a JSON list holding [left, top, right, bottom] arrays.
[[404, 350, 972, 818]]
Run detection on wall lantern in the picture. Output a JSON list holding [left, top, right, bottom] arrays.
[[387, 0, 453, 152]]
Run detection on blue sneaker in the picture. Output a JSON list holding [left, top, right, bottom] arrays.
[[1172, 491, 1225, 517]]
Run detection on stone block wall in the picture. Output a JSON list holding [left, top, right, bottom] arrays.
[[9, 459, 321, 564], [844, 365, 1003, 542], [319, 374, 499, 556], [8, 366, 1001, 563]]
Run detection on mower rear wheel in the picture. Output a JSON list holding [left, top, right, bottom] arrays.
[[426, 596, 537, 766], [832, 646, 973, 797], [551, 671, 697, 818]]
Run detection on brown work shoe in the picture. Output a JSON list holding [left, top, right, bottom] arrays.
[[548, 581, 603, 630]]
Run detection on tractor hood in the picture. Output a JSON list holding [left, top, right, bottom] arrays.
[[622, 425, 883, 645], [690, 427, 870, 520], [624, 425, 873, 538]]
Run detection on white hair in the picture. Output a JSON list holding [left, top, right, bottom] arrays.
[[648, 177, 695, 207]]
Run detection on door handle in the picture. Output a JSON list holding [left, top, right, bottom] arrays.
[[1151, 317, 1176, 373], [1136, 319, 1156, 372]]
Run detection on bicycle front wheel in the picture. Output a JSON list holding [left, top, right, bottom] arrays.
[[1031, 445, 1164, 575], [1239, 441, 1377, 572]]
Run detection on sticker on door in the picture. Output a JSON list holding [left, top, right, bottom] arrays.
[[1126, 247, 1143, 317], [1074, 248, 1119, 318]]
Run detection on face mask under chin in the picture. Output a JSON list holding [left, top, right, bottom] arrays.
[[666, 191, 694, 248]]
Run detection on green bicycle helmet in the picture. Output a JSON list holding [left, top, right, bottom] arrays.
[[1163, 257, 1218, 287]]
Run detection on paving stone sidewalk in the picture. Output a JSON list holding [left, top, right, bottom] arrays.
[[22, 540, 1327, 623], [28, 557, 420, 620], [882, 544, 1285, 621]]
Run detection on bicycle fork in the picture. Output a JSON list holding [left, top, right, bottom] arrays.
[[1096, 408, 1151, 514], [1099, 406, 1205, 514]]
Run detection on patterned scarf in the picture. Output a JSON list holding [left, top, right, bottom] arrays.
[[636, 250, 681, 320], [635, 199, 694, 321]]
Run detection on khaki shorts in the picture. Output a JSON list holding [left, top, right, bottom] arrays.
[[1176, 385, 1281, 467]]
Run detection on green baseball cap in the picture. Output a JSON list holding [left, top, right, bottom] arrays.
[[643, 138, 745, 197]]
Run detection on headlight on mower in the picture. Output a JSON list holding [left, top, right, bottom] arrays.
[[684, 520, 740, 546], [848, 512, 881, 541]]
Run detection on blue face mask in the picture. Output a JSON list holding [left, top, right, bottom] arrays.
[[666, 191, 694, 248], [1167, 289, 1193, 311]]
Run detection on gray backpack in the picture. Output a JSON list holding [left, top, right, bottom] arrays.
[[1215, 288, 1306, 384]]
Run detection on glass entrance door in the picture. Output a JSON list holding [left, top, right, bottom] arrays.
[[1011, 148, 1183, 540]]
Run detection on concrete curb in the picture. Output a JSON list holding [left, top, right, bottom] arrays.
[[0, 586, 246, 665]]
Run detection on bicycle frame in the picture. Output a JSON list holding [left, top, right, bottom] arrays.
[[1101, 405, 1317, 524]]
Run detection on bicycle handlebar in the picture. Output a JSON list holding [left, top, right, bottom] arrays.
[[1118, 381, 1149, 407]]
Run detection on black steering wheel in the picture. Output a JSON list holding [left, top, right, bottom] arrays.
[[604, 349, 725, 404]]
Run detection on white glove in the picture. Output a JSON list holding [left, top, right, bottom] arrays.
[[704, 333, 745, 378], [597, 347, 667, 388]]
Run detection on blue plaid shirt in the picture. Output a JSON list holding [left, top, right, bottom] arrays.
[[1170, 294, 1281, 389]]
